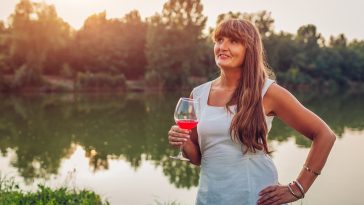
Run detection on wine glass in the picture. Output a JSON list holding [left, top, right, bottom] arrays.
[[170, 97, 200, 161]]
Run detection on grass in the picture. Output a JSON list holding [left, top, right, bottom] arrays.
[[0, 176, 109, 205], [151, 196, 184, 205], [0, 176, 185, 205], [152, 199, 183, 205]]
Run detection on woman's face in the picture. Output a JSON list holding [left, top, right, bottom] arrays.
[[214, 36, 246, 70]]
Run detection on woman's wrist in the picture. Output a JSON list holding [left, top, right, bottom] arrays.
[[294, 164, 319, 196], [303, 164, 321, 176], [293, 180, 305, 198], [182, 140, 201, 165], [287, 182, 301, 199]]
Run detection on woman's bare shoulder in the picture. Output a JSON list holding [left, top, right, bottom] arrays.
[[266, 83, 293, 98], [264, 82, 332, 140], [190, 80, 215, 99], [264, 83, 301, 116]]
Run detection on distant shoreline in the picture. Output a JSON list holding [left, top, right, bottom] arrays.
[[1, 75, 364, 94]]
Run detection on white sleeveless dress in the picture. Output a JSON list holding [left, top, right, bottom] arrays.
[[192, 79, 283, 205]]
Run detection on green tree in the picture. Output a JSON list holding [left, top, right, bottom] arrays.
[[322, 34, 349, 86], [8, 0, 71, 85], [215, 10, 275, 37], [315, 47, 343, 86], [145, 0, 207, 89], [119, 10, 147, 80], [327, 34, 364, 83], [345, 40, 364, 81], [72, 12, 119, 74], [72, 10, 147, 80], [329, 33, 347, 48], [292, 24, 323, 79], [0, 21, 8, 86], [264, 32, 298, 73]]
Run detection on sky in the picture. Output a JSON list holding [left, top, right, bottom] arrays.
[[1, 0, 363, 41]]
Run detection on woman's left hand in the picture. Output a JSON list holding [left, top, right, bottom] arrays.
[[257, 184, 299, 205]]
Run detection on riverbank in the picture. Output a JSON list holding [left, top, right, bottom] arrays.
[[1, 75, 363, 93], [0, 177, 109, 205]]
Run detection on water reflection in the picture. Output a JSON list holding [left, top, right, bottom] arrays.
[[0, 91, 363, 188], [269, 92, 364, 148]]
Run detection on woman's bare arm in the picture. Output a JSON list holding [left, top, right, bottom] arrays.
[[266, 83, 336, 192], [168, 92, 201, 166], [183, 127, 201, 165]]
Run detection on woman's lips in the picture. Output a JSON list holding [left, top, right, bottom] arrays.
[[218, 54, 230, 60]]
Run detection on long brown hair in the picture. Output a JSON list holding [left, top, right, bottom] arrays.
[[212, 19, 272, 154]]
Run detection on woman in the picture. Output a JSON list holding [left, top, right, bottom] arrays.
[[168, 19, 336, 205]]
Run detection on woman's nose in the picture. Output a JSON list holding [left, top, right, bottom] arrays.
[[219, 40, 229, 50]]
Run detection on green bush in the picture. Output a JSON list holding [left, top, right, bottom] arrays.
[[12, 65, 44, 88], [12, 65, 29, 88], [40, 80, 74, 92], [145, 70, 163, 89], [76, 72, 126, 90], [0, 177, 109, 205], [153, 199, 183, 205], [277, 67, 316, 85], [60, 63, 74, 79], [0, 74, 6, 91]]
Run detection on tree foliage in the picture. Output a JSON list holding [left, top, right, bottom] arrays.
[[0, 0, 363, 91], [8, 0, 71, 85], [216, 11, 275, 37], [145, 0, 207, 89], [72, 10, 147, 80]]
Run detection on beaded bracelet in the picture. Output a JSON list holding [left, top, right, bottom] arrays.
[[288, 182, 301, 199], [293, 180, 305, 199], [303, 165, 321, 176]]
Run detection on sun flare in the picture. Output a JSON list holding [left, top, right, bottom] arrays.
[[26, 0, 166, 29]]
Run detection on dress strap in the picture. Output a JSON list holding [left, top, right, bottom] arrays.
[[262, 79, 275, 97], [192, 81, 212, 116], [203, 81, 213, 106]]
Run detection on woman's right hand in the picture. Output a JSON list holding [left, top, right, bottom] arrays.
[[168, 125, 191, 148]]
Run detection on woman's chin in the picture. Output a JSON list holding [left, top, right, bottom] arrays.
[[216, 61, 230, 67], [217, 62, 234, 68]]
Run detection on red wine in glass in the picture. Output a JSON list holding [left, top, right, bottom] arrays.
[[170, 97, 200, 161], [176, 119, 198, 130]]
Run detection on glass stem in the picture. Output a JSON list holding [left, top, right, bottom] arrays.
[[179, 145, 184, 157]]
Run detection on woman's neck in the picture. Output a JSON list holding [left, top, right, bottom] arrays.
[[217, 69, 241, 90]]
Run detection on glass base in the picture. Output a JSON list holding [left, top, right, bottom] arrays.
[[169, 155, 190, 161], [169, 152, 190, 161]]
